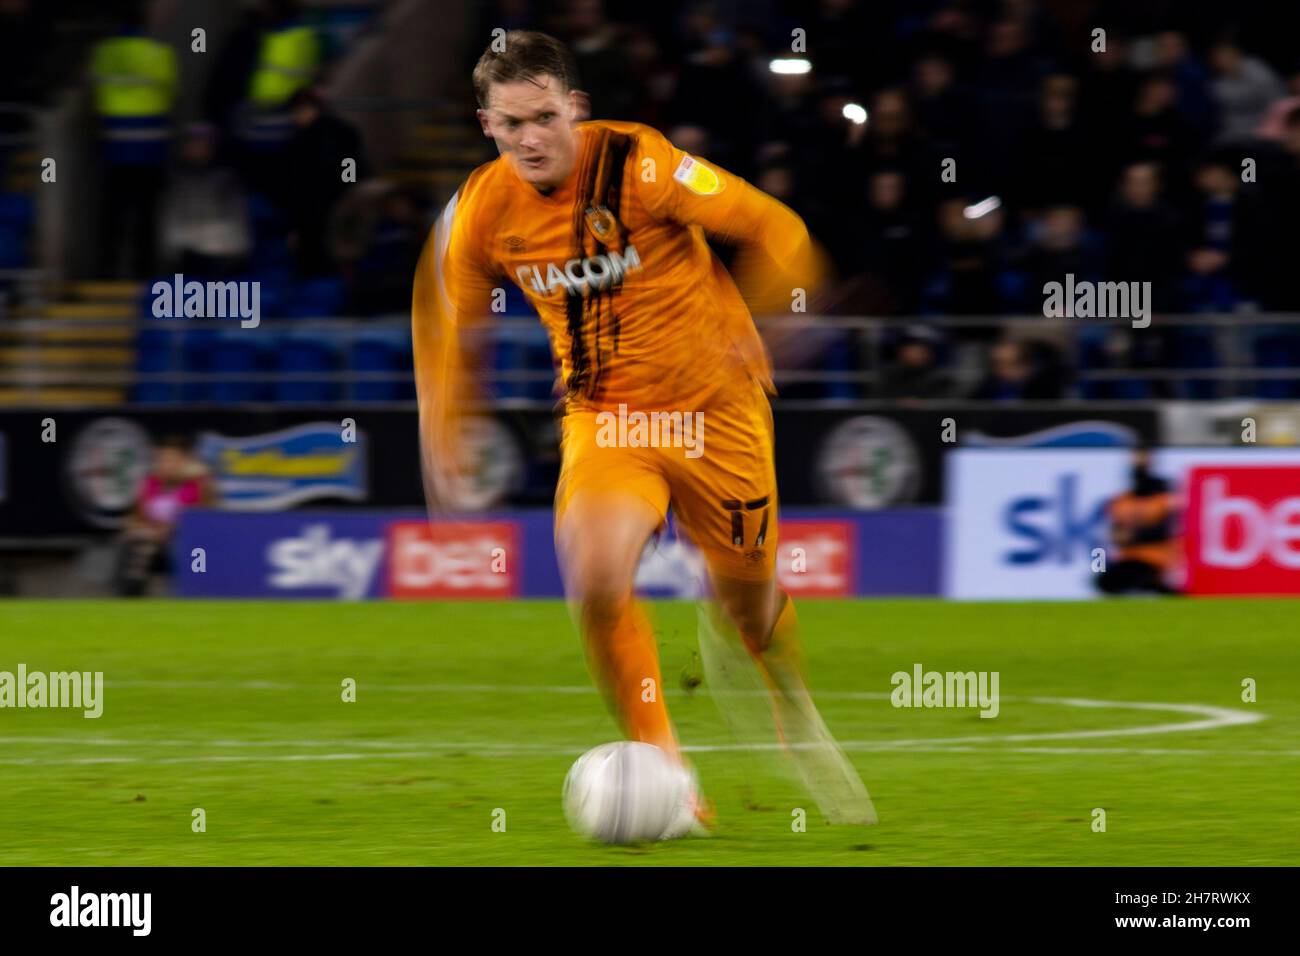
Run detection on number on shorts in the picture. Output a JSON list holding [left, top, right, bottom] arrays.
[[720, 496, 770, 548]]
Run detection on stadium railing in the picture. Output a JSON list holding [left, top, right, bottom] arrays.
[[1, 313, 1298, 405]]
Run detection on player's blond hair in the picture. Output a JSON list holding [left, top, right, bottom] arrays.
[[472, 30, 580, 109]]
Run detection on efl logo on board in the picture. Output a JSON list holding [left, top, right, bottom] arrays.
[[777, 520, 854, 597], [1185, 466, 1300, 594], [387, 521, 518, 598]]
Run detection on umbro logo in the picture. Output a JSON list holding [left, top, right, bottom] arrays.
[[504, 235, 526, 250]]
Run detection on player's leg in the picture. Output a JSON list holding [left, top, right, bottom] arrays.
[[553, 409, 679, 757], [668, 378, 876, 823], [555, 487, 679, 756], [706, 570, 876, 824], [662, 375, 791, 689]]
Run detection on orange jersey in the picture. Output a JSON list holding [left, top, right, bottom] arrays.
[[412, 119, 826, 506], [1109, 490, 1179, 569]]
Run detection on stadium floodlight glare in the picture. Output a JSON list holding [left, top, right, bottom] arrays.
[[963, 196, 1002, 219], [769, 57, 812, 75], [842, 102, 868, 125]]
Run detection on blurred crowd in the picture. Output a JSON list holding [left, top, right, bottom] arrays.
[[9, 0, 1300, 401], [486, 0, 1300, 317], [468, 0, 1300, 400], [84, 0, 426, 319]]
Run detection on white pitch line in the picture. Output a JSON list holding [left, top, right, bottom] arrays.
[[0, 686, 1268, 766], [107, 680, 598, 694], [0, 735, 562, 751], [0, 745, 1296, 768], [891, 746, 1300, 756], [833, 699, 1265, 750]]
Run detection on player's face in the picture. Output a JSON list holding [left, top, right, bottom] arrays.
[[478, 75, 582, 190]]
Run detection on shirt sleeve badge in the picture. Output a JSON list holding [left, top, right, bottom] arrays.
[[673, 155, 724, 195]]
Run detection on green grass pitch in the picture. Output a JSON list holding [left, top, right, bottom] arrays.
[[0, 599, 1296, 866]]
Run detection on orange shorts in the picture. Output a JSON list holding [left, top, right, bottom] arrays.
[[554, 376, 778, 582]]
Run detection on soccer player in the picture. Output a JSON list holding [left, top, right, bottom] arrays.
[[413, 31, 875, 827], [1097, 446, 1181, 595]]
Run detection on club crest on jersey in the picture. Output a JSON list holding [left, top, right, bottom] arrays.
[[673, 155, 723, 195], [583, 205, 623, 249], [515, 245, 642, 298]]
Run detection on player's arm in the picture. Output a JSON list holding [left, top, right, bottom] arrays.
[[411, 187, 498, 512], [635, 128, 830, 316], [1108, 497, 1134, 547]]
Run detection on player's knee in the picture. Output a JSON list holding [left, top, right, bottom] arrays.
[[566, 546, 633, 607], [576, 577, 633, 632], [712, 578, 778, 654], [559, 539, 636, 605], [724, 599, 775, 655], [560, 541, 643, 631]]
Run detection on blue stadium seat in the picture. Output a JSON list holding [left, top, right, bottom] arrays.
[[1167, 329, 1220, 399], [274, 336, 341, 402], [177, 328, 221, 402], [820, 331, 859, 400], [350, 338, 407, 402], [209, 336, 268, 403], [1254, 333, 1300, 399], [491, 319, 552, 401], [1075, 332, 1108, 400], [131, 326, 177, 403], [0, 192, 33, 268]]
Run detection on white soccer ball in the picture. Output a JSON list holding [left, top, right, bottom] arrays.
[[563, 741, 697, 844]]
